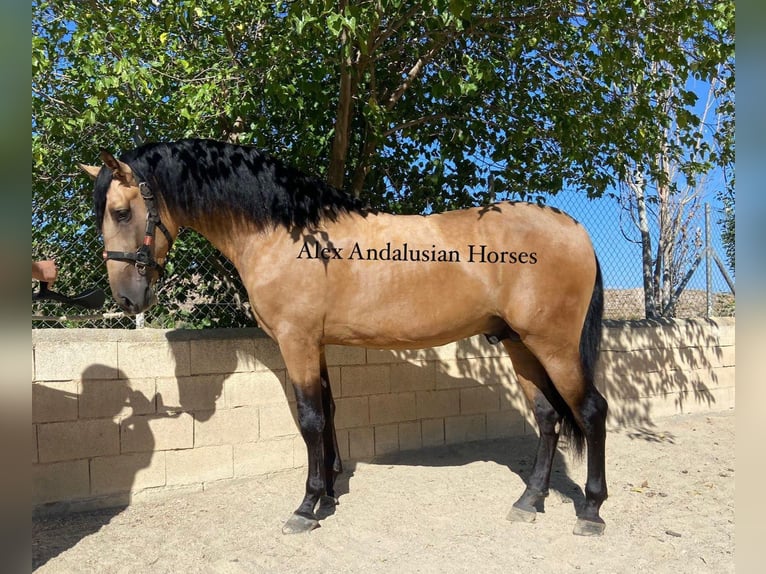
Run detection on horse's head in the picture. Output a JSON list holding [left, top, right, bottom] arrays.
[[79, 151, 178, 315]]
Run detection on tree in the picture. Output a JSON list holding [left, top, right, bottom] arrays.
[[613, 2, 734, 318], [718, 187, 735, 274], [33, 0, 735, 326]]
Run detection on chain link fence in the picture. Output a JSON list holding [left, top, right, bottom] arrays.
[[33, 130, 735, 329], [33, 125, 253, 329], [551, 189, 735, 320]]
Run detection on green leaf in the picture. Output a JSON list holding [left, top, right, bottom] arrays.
[[326, 13, 343, 36], [33, 0, 735, 327]]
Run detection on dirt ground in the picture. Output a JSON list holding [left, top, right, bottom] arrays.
[[33, 409, 734, 574]]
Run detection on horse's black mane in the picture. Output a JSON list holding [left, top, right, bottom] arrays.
[[93, 138, 368, 230]]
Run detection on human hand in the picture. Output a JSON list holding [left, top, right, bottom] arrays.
[[32, 260, 58, 284]]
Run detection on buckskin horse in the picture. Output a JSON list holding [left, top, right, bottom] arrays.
[[79, 138, 608, 536]]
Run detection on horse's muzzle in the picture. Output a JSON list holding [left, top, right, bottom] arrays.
[[116, 286, 157, 315], [107, 261, 159, 315]]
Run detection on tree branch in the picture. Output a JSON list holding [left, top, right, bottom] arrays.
[[327, 1, 355, 190], [372, 5, 427, 53], [382, 113, 449, 137], [385, 34, 451, 110]]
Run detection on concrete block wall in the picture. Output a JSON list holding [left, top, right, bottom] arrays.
[[32, 318, 734, 514], [597, 318, 735, 424]]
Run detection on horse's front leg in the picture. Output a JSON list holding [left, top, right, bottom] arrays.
[[280, 340, 327, 534], [320, 349, 342, 498]]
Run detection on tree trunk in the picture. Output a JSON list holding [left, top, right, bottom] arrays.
[[633, 174, 658, 319], [350, 135, 377, 197], [327, 2, 354, 190], [657, 151, 673, 316]]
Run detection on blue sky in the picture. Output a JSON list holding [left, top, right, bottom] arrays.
[[545, 76, 733, 293], [548, 187, 731, 292]]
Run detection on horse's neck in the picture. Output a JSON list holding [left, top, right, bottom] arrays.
[[185, 214, 377, 294], [183, 216, 265, 271]]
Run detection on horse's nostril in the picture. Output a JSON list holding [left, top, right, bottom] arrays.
[[121, 296, 136, 313]]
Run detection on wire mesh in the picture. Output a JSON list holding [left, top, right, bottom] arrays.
[[33, 131, 735, 329], [550, 189, 734, 320], [32, 125, 253, 329]]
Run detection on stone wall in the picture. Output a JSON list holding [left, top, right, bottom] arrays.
[[32, 318, 734, 514]]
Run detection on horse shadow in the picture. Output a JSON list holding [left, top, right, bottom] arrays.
[[318, 319, 727, 525], [319, 339, 587, 521], [33, 364, 156, 570], [33, 331, 244, 571], [163, 329, 233, 421], [327, 438, 584, 522]]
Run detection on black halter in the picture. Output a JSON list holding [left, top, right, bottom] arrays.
[[103, 182, 174, 277]]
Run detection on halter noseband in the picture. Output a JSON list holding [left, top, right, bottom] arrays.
[[103, 182, 174, 277]]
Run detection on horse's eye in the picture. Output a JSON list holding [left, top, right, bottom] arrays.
[[114, 208, 132, 222]]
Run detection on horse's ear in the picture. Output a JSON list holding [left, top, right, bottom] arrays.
[[78, 163, 102, 181], [99, 149, 134, 183]]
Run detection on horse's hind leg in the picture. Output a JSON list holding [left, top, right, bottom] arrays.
[[503, 340, 563, 523], [526, 337, 608, 536], [279, 340, 326, 534], [571, 383, 608, 535], [319, 350, 342, 505]]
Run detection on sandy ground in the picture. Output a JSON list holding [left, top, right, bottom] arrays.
[[33, 409, 734, 574]]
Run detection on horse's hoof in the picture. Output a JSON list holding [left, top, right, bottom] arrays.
[[507, 504, 537, 523], [281, 513, 319, 535], [573, 517, 606, 536]]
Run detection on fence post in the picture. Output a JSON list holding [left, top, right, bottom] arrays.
[[705, 203, 713, 318]]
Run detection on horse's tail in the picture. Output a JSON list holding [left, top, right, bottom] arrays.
[[560, 255, 604, 458], [579, 256, 604, 388]]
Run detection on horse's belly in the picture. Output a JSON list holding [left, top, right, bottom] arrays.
[[322, 320, 501, 349], [321, 269, 504, 348]]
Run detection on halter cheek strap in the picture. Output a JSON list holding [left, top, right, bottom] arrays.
[[103, 182, 174, 276]]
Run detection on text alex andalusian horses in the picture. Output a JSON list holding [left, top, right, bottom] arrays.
[[80, 139, 608, 536]]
